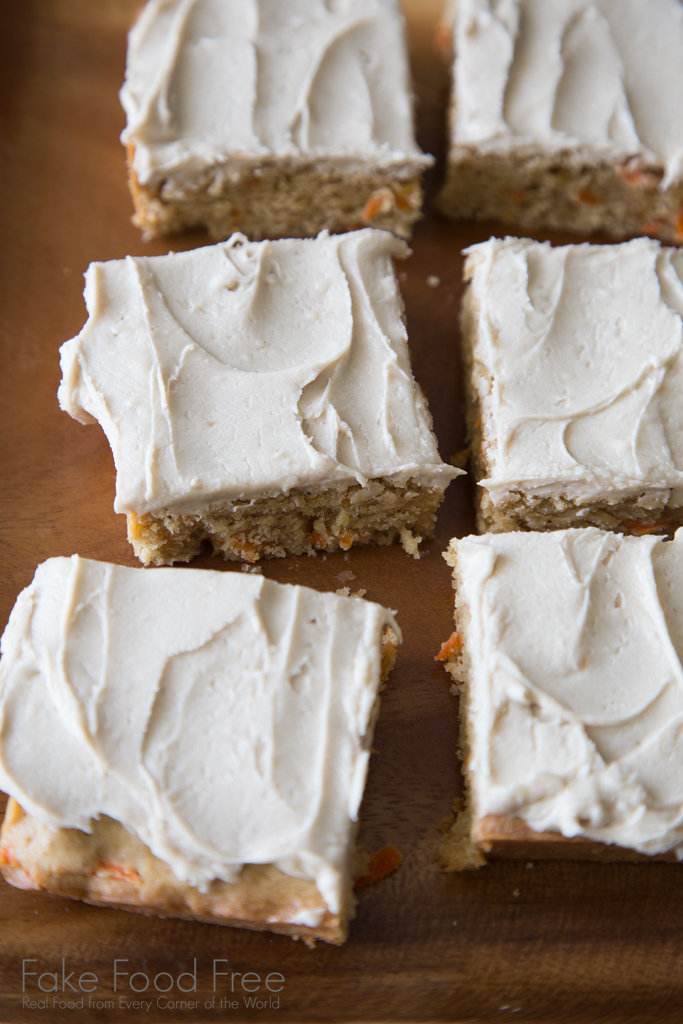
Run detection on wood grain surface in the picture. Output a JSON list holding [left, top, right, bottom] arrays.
[[1, 3, 683, 1022]]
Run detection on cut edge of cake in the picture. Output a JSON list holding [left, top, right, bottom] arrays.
[[126, 478, 447, 566], [438, 149, 683, 247], [0, 799, 347, 945], [438, 538, 681, 869], [127, 143, 429, 242]]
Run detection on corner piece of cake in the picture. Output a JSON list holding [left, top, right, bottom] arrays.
[[461, 236, 683, 535], [437, 0, 683, 244], [0, 555, 400, 944], [440, 527, 683, 867], [120, 0, 433, 240], [58, 229, 460, 566]]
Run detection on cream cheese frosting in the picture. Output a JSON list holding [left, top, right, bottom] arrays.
[[450, 527, 683, 856], [0, 556, 400, 914], [465, 236, 683, 509], [120, 0, 431, 190], [58, 229, 460, 516], [450, 0, 683, 186]]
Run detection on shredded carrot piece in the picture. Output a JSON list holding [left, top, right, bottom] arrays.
[[641, 220, 665, 237], [362, 189, 393, 221], [338, 533, 353, 551], [618, 165, 659, 190], [310, 530, 328, 549], [381, 630, 398, 680], [395, 185, 416, 212], [435, 632, 463, 662], [355, 845, 402, 888], [97, 861, 142, 884], [230, 534, 261, 561], [576, 187, 597, 206], [621, 519, 678, 536], [675, 208, 683, 240], [0, 846, 15, 867], [435, 22, 452, 54], [127, 511, 144, 540]]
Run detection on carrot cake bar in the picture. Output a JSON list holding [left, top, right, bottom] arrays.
[[437, 0, 683, 244], [58, 229, 460, 566], [120, 0, 432, 240], [440, 527, 683, 866], [462, 236, 683, 535], [0, 555, 400, 944]]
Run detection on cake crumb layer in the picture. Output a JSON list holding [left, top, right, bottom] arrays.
[[438, 0, 683, 243]]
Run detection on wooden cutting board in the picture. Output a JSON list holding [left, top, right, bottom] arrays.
[[1, 3, 683, 1021]]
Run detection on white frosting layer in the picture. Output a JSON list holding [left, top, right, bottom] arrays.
[[58, 230, 459, 515], [0, 556, 400, 913], [121, 0, 431, 189], [465, 237, 683, 509], [452, 527, 683, 856], [450, 0, 683, 186]]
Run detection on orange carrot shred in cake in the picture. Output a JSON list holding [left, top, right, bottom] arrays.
[[435, 632, 463, 662], [355, 846, 403, 888]]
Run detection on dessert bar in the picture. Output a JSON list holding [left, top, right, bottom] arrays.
[[440, 528, 683, 867], [461, 236, 683, 535], [58, 230, 460, 565], [0, 556, 399, 944], [121, 0, 432, 240], [438, 0, 683, 244]]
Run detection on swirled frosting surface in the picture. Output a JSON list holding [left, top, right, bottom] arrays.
[[451, 527, 683, 855], [465, 236, 683, 508], [450, 0, 683, 185], [0, 556, 399, 913], [121, 0, 430, 187], [58, 230, 459, 515]]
